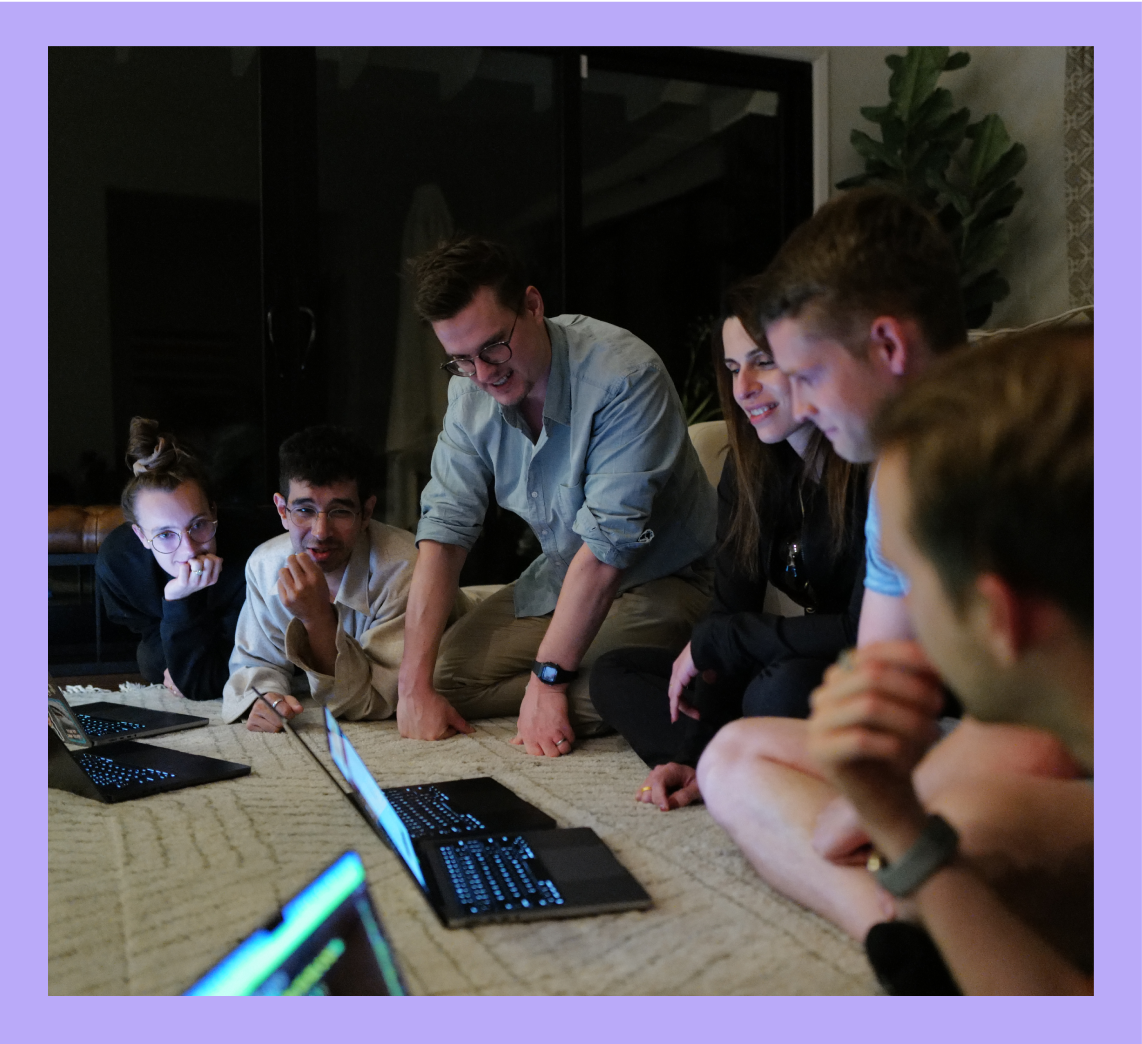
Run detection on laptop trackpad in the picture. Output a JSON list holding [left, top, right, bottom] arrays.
[[544, 846, 620, 883]]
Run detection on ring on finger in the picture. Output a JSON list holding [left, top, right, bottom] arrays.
[[555, 737, 569, 747]]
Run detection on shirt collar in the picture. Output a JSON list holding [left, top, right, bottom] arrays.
[[333, 526, 373, 615], [540, 317, 571, 431]]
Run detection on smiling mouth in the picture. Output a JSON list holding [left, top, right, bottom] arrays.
[[747, 403, 778, 421], [488, 370, 512, 388]]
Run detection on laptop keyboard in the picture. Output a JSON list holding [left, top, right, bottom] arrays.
[[386, 785, 486, 839], [438, 835, 564, 915], [77, 752, 175, 790], [76, 713, 146, 738]]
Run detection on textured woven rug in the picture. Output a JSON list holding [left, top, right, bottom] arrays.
[[49, 684, 879, 996]]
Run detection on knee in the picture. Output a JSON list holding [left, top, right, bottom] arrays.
[[696, 718, 766, 816]]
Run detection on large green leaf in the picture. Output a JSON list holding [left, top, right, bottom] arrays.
[[910, 88, 956, 137], [926, 168, 972, 216], [859, 104, 896, 126], [889, 47, 949, 124], [944, 51, 971, 71], [881, 114, 908, 153], [961, 220, 1010, 277], [966, 114, 1012, 188], [851, 129, 902, 169], [926, 106, 972, 149], [975, 143, 1028, 200], [973, 180, 1024, 227]]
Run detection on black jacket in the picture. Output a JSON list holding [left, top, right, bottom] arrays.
[[690, 442, 868, 681]]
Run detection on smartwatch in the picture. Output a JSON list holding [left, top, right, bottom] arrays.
[[531, 661, 580, 686]]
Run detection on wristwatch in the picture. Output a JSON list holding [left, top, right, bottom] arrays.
[[872, 813, 960, 898], [531, 661, 580, 685]]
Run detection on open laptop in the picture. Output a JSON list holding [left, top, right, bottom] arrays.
[[186, 850, 407, 996], [49, 725, 251, 804], [49, 675, 208, 745], [322, 708, 652, 927]]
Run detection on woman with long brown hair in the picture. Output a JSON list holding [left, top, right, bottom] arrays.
[[95, 418, 267, 700], [590, 277, 869, 809]]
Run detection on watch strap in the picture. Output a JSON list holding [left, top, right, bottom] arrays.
[[873, 814, 960, 898], [531, 660, 579, 685]]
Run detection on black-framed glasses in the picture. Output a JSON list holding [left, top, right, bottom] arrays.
[[143, 518, 218, 554], [285, 505, 360, 527], [440, 314, 517, 378]]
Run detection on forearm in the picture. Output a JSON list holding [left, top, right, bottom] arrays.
[[856, 589, 914, 646], [535, 543, 622, 668], [398, 540, 467, 695], [912, 859, 1092, 994], [297, 604, 339, 677]]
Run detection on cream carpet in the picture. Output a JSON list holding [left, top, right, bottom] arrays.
[[49, 684, 879, 996]]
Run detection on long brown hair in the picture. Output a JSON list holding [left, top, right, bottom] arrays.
[[120, 417, 212, 525], [716, 276, 864, 579]]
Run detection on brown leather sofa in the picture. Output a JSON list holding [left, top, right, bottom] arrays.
[[48, 504, 125, 555]]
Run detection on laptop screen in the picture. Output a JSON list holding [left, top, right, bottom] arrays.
[[324, 708, 426, 888], [186, 851, 407, 996], [48, 677, 90, 747]]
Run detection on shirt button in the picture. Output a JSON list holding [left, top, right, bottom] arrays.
[[531, 491, 538, 498]]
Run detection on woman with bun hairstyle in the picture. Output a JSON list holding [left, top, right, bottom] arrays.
[[95, 417, 264, 701], [590, 276, 869, 810]]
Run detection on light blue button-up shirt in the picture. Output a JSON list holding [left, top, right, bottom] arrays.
[[416, 314, 717, 617]]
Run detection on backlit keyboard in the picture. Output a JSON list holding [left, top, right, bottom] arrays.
[[76, 752, 175, 790], [76, 713, 145, 738], [386, 785, 485, 839], [438, 835, 563, 915]]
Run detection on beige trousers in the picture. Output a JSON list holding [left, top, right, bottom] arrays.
[[433, 575, 712, 735]]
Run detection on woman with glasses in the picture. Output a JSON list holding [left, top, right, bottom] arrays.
[[95, 417, 261, 701], [590, 277, 869, 810]]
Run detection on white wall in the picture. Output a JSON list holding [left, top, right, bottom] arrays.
[[726, 46, 1069, 328]]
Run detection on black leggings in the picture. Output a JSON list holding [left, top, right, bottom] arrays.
[[590, 646, 831, 767]]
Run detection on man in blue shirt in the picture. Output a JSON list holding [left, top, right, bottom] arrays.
[[397, 237, 716, 756]]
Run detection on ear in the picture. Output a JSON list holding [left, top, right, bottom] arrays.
[[131, 523, 147, 547], [273, 492, 289, 529], [524, 284, 545, 320], [972, 572, 1026, 666], [361, 495, 377, 523], [867, 316, 920, 378]]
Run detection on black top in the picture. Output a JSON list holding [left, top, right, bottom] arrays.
[[95, 505, 278, 701], [690, 441, 868, 680]]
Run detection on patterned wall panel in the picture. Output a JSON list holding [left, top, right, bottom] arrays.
[[1064, 47, 1093, 309]]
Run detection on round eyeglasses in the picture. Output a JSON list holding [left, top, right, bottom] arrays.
[[285, 505, 359, 527], [440, 314, 517, 378], [144, 518, 218, 555]]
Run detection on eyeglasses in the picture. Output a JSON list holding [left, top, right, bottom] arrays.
[[440, 315, 517, 378], [285, 505, 360, 527], [144, 518, 218, 554]]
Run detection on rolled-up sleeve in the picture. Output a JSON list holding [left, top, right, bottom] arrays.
[[574, 366, 686, 570], [222, 564, 296, 723], [415, 392, 493, 551], [283, 591, 411, 723]]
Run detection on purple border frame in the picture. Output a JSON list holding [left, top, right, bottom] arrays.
[[11, 3, 1137, 1039]]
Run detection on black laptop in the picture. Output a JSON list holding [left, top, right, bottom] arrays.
[[186, 850, 408, 996], [49, 676, 208, 745], [323, 708, 652, 927]]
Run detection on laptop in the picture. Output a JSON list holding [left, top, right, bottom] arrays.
[[49, 726, 251, 804], [186, 850, 407, 996], [322, 708, 653, 927], [49, 676, 208, 745]]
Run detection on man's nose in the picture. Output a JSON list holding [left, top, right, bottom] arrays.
[[473, 355, 501, 382], [790, 383, 814, 422], [311, 512, 330, 538]]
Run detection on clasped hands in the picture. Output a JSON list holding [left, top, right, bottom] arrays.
[[806, 640, 946, 862]]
